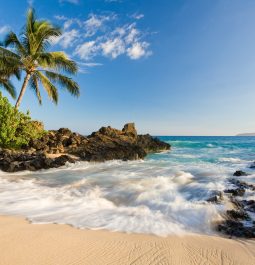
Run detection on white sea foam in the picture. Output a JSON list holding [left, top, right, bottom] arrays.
[[1, 136, 254, 236], [0, 160, 227, 236], [219, 157, 246, 163]]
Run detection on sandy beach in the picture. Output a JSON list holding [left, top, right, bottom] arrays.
[[0, 215, 254, 265]]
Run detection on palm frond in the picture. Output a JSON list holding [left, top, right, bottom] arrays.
[[24, 9, 61, 55], [0, 46, 21, 59], [36, 71, 58, 103], [0, 78, 16, 99], [44, 70, 80, 97], [4, 32, 26, 56], [29, 72, 42, 104], [38, 51, 78, 74], [33, 21, 61, 51]]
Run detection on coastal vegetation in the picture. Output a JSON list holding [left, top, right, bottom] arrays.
[[0, 92, 44, 148]]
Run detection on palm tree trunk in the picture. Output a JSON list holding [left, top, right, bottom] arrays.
[[15, 73, 31, 109]]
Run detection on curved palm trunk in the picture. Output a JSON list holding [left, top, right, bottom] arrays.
[[15, 73, 31, 109]]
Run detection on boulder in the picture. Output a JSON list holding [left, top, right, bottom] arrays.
[[226, 210, 250, 220], [224, 188, 245, 196], [207, 191, 224, 203], [122, 123, 137, 138], [0, 149, 75, 172], [218, 220, 255, 238], [242, 200, 255, 213], [137, 134, 170, 153], [233, 170, 248, 177]]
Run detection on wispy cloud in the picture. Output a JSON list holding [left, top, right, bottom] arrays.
[[59, 0, 79, 4], [105, 0, 123, 2], [101, 37, 125, 58], [53, 11, 152, 64], [127, 42, 151, 60], [131, 13, 144, 20], [27, 0, 34, 6], [51, 29, 79, 48], [74, 41, 99, 60], [84, 13, 116, 37], [77, 61, 103, 73], [0, 25, 10, 35], [78, 62, 103, 67]]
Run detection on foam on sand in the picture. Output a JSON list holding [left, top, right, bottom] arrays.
[[0, 160, 225, 236]]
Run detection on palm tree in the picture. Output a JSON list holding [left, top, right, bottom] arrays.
[[0, 48, 20, 98], [0, 72, 18, 99], [0, 8, 79, 109]]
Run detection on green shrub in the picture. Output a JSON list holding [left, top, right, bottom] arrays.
[[0, 92, 45, 148]]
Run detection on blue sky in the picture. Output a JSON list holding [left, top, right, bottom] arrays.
[[1, 0, 255, 135]]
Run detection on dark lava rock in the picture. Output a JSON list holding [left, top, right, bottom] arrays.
[[218, 220, 255, 238], [0, 123, 171, 172], [242, 200, 255, 213], [207, 191, 224, 203], [224, 188, 245, 196], [233, 170, 248, 177], [226, 210, 250, 220], [230, 197, 244, 208], [137, 134, 170, 153], [0, 150, 76, 172], [217, 169, 255, 238], [230, 179, 255, 191]]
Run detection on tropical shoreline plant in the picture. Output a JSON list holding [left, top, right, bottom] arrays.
[[0, 92, 44, 148]]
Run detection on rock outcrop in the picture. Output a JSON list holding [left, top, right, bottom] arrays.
[[0, 123, 170, 172], [217, 170, 255, 238], [233, 170, 248, 177], [0, 150, 76, 172]]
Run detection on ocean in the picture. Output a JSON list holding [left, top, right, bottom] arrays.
[[0, 136, 255, 236]]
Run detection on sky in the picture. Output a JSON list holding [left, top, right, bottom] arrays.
[[1, 0, 255, 136]]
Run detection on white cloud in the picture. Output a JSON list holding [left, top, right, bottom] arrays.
[[125, 27, 139, 44], [77, 61, 103, 74], [84, 13, 116, 37], [127, 42, 151, 60], [105, 0, 123, 2], [101, 38, 125, 59], [0, 25, 10, 35], [53, 11, 152, 62], [27, 0, 34, 6], [78, 62, 103, 67], [131, 13, 144, 20], [74, 41, 99, 60], [59, 0, 79, 4], [55, 15, 68, 21], [52, 29, 79, 48], [64, 19, 73, 30]]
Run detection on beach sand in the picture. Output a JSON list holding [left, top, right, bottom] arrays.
[[0, 215, 254, 265]]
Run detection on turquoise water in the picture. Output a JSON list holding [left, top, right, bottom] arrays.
[[0, 136, 254, 236], [158, 136, 255, 166]]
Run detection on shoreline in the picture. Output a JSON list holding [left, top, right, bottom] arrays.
[[0, 215, 255, 265], [0, 123, 170, 173]]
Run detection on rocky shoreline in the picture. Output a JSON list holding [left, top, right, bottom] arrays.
[[1, 125, 255, 239], [208, 168, 255, 238], [0, 123, 170, 172]]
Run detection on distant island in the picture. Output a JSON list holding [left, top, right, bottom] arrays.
[[236, 133, 255, 136]]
